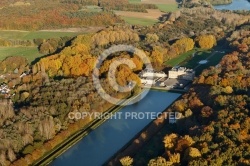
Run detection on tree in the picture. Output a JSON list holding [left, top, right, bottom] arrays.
[[185, 147, 201, 159], [173, 37, 195, 53], [145, 33, 159, 43], [148, 157, 173, 166], [196, 35, 216, 49], [163, 133, 178, 149], [120, 156, 133, 166]]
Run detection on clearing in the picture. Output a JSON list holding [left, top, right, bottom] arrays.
[[115, 9, 163, 26], [0, 27, 103, 40], [121, 16, 158, 26], [0, 47, 44, 63], [115, 9, 164, 20]]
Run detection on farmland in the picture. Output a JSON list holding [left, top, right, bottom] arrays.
[[0, 28, 103, 63], [116, 0, 179, 25]]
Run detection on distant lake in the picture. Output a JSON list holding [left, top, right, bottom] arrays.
[[51, 90, 181, 166], [214, 0, 250, 10]]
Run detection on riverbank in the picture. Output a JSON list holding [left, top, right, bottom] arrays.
[[105, 92, 183, 166], [51, 90, 181, 166], [32, 91, 143, 166]]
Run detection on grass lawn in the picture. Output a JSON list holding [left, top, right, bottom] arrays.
[[165, 50, 196, 67], [181, 50, 212, 68], [122, 16, 158, 26], [156, 4, 178, 12], [0, 47, 44, 63], [165, 49, 226, 75], [0, 31, 80, 40], [194, 52, 225, 75]]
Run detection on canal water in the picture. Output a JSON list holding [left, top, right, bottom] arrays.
[[51, 90, 181, 166], [214, 0, 250, 10]]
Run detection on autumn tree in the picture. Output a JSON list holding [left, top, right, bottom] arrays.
[[195, 35, 216, 49]]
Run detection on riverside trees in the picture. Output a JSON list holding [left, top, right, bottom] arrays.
[[134, 28, 250, 166]]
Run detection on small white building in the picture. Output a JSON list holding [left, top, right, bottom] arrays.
[[139, 69, 167, 78], [168, 66, 195, 81]]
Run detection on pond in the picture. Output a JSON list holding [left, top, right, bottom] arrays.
[[51, 90, 181, 166], [214, 0, 250, 10]]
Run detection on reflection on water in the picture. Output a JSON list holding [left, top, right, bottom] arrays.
[[51, 90, 181, 166], [214, 0, 250, 10]]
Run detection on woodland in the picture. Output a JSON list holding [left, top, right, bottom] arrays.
[[0, 1, 249, 166]]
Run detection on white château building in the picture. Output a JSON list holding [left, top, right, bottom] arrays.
[[139, 69, 167, 85], [168, 66, 195, 81], [139, 69, 167, 78]]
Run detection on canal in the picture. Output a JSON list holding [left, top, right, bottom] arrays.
[[51, 90, 181, 166], [214, 0, 250, 10]]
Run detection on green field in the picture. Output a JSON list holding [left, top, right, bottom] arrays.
[[156, 4, 178, 12], [194, 52, 225, 75], [0, 30, 81, 63], [0, 31, 81, 40], [181, 50, 212, 68], [166, 49, 226, 75], [122, 16, 158, 26], [0, 47, 44, 63], [165, 50, 196, 67]]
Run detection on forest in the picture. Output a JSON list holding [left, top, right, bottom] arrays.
[[0, 0, 123, 30], [0, 23, 220, 166], [0, 0, 159, 31], [134, 26, 250, 166], [0, 2, 250, 166]]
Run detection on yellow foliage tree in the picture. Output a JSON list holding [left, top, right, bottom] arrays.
[[120, 156, 133, 166], [196, 35, 216, 49], [173, 37, 195, 53], [163, 133, 178, 149], [150, 49, 164, 68]]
